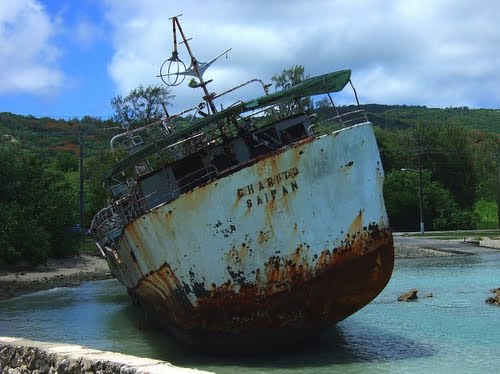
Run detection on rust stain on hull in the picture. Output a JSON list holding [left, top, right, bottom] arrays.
[[130, 226, 394, 339]]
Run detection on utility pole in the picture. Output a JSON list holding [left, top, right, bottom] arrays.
[[79, 130, 84, 231], [401, 166, 425, 235], [411, 133, 426, 235], [496, 153, 500, 229], [418, 151, 425, 234]]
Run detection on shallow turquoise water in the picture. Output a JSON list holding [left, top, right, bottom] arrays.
[[1, 253, 499, 373]]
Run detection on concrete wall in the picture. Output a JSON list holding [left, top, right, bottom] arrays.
[[0, 337, 212, 374]]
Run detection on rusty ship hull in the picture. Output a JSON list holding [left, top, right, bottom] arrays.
[[102, 122, 394, 347], [90, 16, 394, 350]]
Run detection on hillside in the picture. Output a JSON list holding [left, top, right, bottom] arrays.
[[368, 105, 500, 134], [315, 104, 500, 134], [1, 105, 499, 163], [0, 112, 119, 161]]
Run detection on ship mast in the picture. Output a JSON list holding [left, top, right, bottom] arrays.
[[159, 15, 231, 116], [173, 17, 217, 115]]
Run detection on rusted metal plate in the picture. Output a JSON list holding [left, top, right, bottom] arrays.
[[108, 122, 394, 337], [135, 225, 393, 332]]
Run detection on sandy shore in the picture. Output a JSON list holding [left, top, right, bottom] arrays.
[[394, 239, 471, 258], [0, 254, 113, 300], [0, 236, 497, 300], [394, 235, 500, 258]]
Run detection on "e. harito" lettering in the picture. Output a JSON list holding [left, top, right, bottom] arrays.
[[237, 167, 299, 198]]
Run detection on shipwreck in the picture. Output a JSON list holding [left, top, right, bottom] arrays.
[[91, 16, 394, 350]]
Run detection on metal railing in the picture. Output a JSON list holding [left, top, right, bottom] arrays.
[[91, 165, 219, 244], [308, 109, 369, 135]]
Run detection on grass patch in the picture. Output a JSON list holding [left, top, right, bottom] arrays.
[[474, 199, 499, 229]]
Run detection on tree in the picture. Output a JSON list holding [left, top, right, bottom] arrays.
[[384, 169, 477, 231], [0, 146, 50, 264], [0, 145, 80, 265], [410, 122, 477, 207], [53, 152, 79, 172], [111, 84, 174, 129], [471, 132, 500, 201], [315, 96, 332, 109], [373, 126, 414, 173], [38, 169, 80, 257], [270, 65, 312, 117], [83, 149, 119, 223]]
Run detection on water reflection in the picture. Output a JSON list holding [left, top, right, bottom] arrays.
[[159, 324, 436, 370], [98, 298, 436, 371], [1, 252, 499, 374]]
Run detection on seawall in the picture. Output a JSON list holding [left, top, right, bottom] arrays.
[[0, 337, 213, 374]]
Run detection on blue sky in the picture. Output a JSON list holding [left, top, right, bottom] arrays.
[[0, 0, 114, 118], [0, 0, 499, 121]]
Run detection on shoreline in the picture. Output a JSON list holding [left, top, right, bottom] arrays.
[[394, 240, 473, 258], [1, 237, 497, 301], [0, 254, 113, 300]]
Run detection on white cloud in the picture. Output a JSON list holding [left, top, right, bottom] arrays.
[[74, 19, 102, 49], [104, 0, 500, 110], [0, 0, 65, 95]]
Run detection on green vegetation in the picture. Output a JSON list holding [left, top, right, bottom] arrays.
[[373, 119, 499, 231], [474, 199, 499, 229], [384, 169, 477, 231], [0, 113, 117, 161], [0, 73, 499, 265], [0, 114, 114, 267], [270, 65, 313, 117], [0, 145, 81, 266], [0, 84, 176, 266], [111, 84, 173, 128], [371, 105, 500, 134]]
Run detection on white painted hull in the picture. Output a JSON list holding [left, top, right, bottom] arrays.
[[104, 122, 394, 344]]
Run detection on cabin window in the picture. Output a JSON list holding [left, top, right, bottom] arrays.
[[246, 127, 280, 157], [210, 145, 238, 172], [172, 154, 211, 193], [279, 123, 307, 145]]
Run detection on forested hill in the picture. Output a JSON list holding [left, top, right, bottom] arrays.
[[317, 104, 500, 134], [0, 112, 119, 161], [367, 105, 500, 133], [1, 104, 499, 161]]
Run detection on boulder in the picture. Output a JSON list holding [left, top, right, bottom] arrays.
[[485, 288, 500, 305], [398, 288, 418, 302]]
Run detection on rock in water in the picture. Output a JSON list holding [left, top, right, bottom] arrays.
[[485, 288, 500, 305], [398, 288, 418, 302]]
